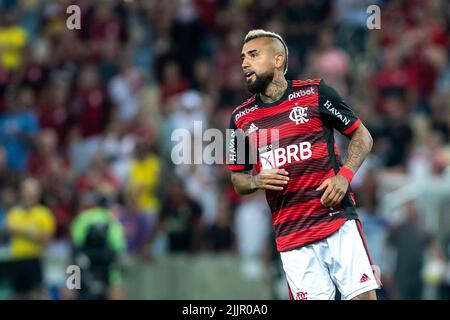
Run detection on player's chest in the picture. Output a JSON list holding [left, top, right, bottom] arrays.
[[236, 101, 323, 140]]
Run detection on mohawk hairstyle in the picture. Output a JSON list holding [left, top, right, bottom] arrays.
[[244, 29, 289, 75]]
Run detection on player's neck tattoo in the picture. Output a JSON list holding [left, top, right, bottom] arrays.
[[260, 78, 288, 104]]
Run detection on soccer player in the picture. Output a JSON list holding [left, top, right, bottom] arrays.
[[228, 30, 379, 300]]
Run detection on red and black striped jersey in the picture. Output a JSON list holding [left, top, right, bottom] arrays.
[[227, 79, 361, 252]]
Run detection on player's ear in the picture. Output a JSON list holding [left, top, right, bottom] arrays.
[[275, 53, 285, 70]]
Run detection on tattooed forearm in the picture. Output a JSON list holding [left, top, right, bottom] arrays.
[[344, 124, 373, 173], [231, 171, 257, 195]]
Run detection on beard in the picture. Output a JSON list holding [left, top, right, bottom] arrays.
[[246, 71, 274, 94]]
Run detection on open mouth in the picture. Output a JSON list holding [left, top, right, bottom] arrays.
[[244, 71, 255, 82]]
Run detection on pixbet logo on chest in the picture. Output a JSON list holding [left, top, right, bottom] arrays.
[[259, 142, 312, 169], [235, 105, 258, 122], [288, 87, 315, 101]]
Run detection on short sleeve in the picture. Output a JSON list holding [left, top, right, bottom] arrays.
[[109, 221, 126, 253], [39, 207, 55, 236], [318, 80, 361, 135], [6, 208, 19, 230], [71, 212, 89, 247], [226, 116, 253, 172]]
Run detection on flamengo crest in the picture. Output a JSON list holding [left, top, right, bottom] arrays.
[[289, 106, 309, 125]]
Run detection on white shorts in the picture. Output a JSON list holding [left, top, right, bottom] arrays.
[[280, 219, 380, 300]]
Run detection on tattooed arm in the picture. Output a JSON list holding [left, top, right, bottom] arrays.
[[317, 124, 373, 208], [316, 80, 374, 208], [343, 123, 373, 173], [231, 169, 290, 195]]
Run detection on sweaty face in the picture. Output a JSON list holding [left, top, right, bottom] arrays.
[[241, 38, 276, 94]]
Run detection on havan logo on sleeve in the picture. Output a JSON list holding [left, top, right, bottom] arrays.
[[323, 100, 350, 126]]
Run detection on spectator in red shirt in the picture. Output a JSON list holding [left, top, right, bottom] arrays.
[[372, 46, 417, 114], [70, 65, 109, 139], [86, 3, 126, 42], [159, 61, 190, 109], [74, 151, 119, 209], [26, 128, 71, 191], [37, 82, 70, 149]]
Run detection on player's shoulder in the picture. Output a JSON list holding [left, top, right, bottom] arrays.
[[291, 78, 322, 88], [6, 205, 22, 216], [33, 205, 53, 216], [231, 95, 257, 115]]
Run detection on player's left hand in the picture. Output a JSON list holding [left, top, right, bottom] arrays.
[[316, 175, 349, 208]]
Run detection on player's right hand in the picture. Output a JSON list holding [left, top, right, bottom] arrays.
[[251, 169, 289, 191]]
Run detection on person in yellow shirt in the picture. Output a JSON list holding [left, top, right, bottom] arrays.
[[6, 177, 55, 299], [0, 11, 28, 70], [128, 141, 161, 215]]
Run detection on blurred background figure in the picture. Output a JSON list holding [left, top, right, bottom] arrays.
[[387, 200, 432, 299], [117, 189, 156, 259], [308, 27, 350, 95], [234, 192, 271, 281], [0, 0, 448, 299], [5, 177, 55, 299], [0, 186, 15, 299], [0, 8, 28, 71], [439, 232, 450, 299], [0, 87, 38, 173], [127, 140, 160, 217], [70, 193, 126, 300], [356, 168, 390, 299], [203, 194, 234, 253], [159, 178, 202, 253]]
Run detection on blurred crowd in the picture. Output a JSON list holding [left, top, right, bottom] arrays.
[[0, 0, 450, 300]]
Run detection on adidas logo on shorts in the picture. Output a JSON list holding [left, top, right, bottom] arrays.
[[360, 273, 370, 283]]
